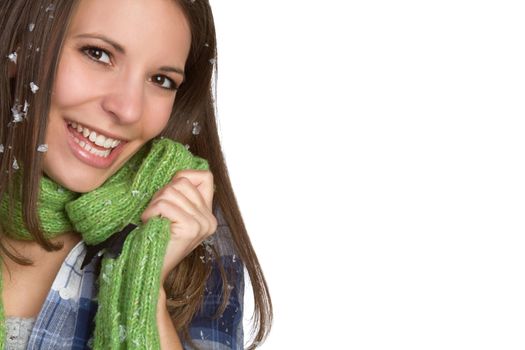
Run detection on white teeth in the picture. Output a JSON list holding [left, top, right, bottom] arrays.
[[67, 121, 122, 149], [95, 134, 106, 147], [90, 148, 107, 157], [72, 136, 110, 158]]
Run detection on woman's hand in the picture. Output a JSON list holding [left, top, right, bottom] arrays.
[[140, 169, 218, 283]]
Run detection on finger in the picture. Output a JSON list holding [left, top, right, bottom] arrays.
[[169, 177, 209, 213], [173, 170, 214, 210], [145, 192, 212, 234], [152, 186, 204, 221], [141, 199, 202, 235]]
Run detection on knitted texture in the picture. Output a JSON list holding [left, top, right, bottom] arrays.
[[0, 138, 209, 349]]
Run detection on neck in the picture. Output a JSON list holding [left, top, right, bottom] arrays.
[[1, 232, 82, 263]]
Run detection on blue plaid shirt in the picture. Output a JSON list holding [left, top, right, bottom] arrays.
[[24, 212, 244, 350]]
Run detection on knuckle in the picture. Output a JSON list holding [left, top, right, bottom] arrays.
[[156, 198, 171, 210], [175, 177, 191, 186], [155, 188, 169, 198], [165, 186, 179, 196], [190, 220, 201, 235]]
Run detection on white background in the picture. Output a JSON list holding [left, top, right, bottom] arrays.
[[210, 1, 525, 349]]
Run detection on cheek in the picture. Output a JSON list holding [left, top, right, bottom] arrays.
[[52, 54, 99, 108], [144, 98, 175, 136]]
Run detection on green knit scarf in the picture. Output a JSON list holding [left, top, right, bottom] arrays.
[[0, 138, 209, 349]]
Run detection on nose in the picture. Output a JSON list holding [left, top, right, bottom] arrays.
[[101, 70, 145, 124]]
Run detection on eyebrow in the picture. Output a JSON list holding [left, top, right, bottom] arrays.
[[74, 33, 186, 79]]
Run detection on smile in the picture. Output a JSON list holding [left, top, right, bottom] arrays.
[[67, 121, 122, 157], [65, 120, 127, 169]]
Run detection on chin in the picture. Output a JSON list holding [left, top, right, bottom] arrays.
[[43, 169, 107, 194]]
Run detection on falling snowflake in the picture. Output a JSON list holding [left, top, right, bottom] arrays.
[[28, 23, 35, 32], [204, 42, 209, 47], [23, 100, 30, 113], [192, 121, 201, 135], [57, 187, 64, 193], [12, 158, 19, 170], [105, 199, 112, 206], [37, 144, 48, 152], [209, 58, 216, 65], [131, 190, 140, 197], [45, 4, 55, 12], [30, 82, 39, 94], [7, 52, 17, 64], [0, 145, 3, 153], [232, 254, 236, 263], [184, 144, 190, 150]]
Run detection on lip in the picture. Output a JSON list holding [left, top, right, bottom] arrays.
[[66, 119, 130, 142], [64, 120, 127, 169]]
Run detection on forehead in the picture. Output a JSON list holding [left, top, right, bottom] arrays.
[[66, 0, 191, 62]]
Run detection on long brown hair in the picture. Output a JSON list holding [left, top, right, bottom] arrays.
[[0, 0, 272, 348]]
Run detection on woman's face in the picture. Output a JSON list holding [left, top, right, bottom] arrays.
[[43, 0, 191, 193]]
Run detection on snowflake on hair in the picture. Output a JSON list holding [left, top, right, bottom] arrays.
[[11, 104, 25, 123], [7, 52, 17, 64], [30, 82, 39, 94], [192, 121, 201, 135]]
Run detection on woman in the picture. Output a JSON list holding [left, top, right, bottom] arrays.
[[0, 0, 272, 349]]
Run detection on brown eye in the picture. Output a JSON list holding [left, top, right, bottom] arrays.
[[81, 46, 111, 64], [150, 75, 178, 91]]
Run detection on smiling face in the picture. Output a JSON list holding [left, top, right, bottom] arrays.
[[42, 0, 191, 193]]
